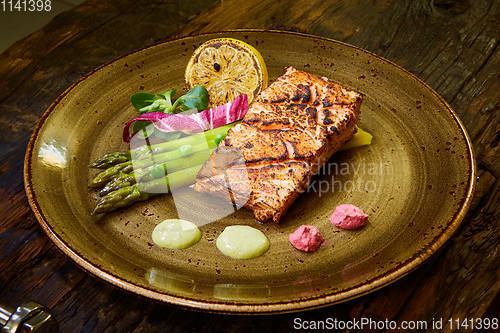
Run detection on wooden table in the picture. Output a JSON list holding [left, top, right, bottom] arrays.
[[0, 0, 498, 331]]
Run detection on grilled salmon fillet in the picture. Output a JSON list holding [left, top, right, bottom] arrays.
[[194, 67, 363, 223]]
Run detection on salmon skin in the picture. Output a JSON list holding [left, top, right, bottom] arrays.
[[194, 67, 363, 223]]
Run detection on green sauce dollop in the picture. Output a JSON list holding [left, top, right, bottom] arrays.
[[152, 219, 201, 249], [216, 225, 269, 259]]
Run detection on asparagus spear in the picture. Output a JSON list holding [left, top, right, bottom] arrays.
[[136, 140, 216, 163], [93, 164, 203, 214], [89, 151, 131, 169], [132, 123, 232, 157], [89, 123, 235, 169], [88, 161, 133, 188], [98, 149, 214, 196], [93, 185, 152, 214], [99, 172, 136, 196], [137, 149, 213, 182], [89, 139, 216, 187]]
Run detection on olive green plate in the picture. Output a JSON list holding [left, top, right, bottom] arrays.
[[24, 30, 475, 314]]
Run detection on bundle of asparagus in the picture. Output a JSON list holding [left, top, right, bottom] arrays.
[[89, 123, 234, 214]]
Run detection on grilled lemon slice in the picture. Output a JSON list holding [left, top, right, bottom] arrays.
[[185, 38, 268, 107]]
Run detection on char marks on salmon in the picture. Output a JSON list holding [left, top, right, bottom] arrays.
[[194, 67, 363, 223]]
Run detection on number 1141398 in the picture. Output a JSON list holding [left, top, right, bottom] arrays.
[[1, 0, 51, 11]]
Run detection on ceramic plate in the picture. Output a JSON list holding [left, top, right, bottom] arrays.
[[24, 30, 475, 314]]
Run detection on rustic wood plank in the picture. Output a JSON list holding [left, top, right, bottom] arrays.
[[0, 0, 498, 331], [0, 0, 220, 161]]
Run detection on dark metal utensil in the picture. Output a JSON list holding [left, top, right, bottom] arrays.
[[0, 301, 57, 333]]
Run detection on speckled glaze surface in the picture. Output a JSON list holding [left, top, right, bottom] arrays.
[[24, 30, 475, 314]]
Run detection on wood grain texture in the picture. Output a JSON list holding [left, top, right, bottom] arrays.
[[0, 0, 498, 331]]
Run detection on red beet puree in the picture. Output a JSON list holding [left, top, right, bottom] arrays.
[[329, 204, 368, 230], [289, 225, 325, 252]]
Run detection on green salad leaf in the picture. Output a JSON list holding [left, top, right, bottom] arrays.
[[172, 85, 209, 112], [157, 89, 176, 102], [128, 86, 209, 139], [130, 86, 208, 115], [131, 93, 159, 112]]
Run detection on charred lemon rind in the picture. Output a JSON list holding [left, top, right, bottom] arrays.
[[185, 38, 268, 107]]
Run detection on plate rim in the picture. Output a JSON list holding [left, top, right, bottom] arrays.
[[23, 29, 476, 314]]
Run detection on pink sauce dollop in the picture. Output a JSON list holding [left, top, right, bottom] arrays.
[[289, 225, 326, 252], [329, 204, 368, 230]]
